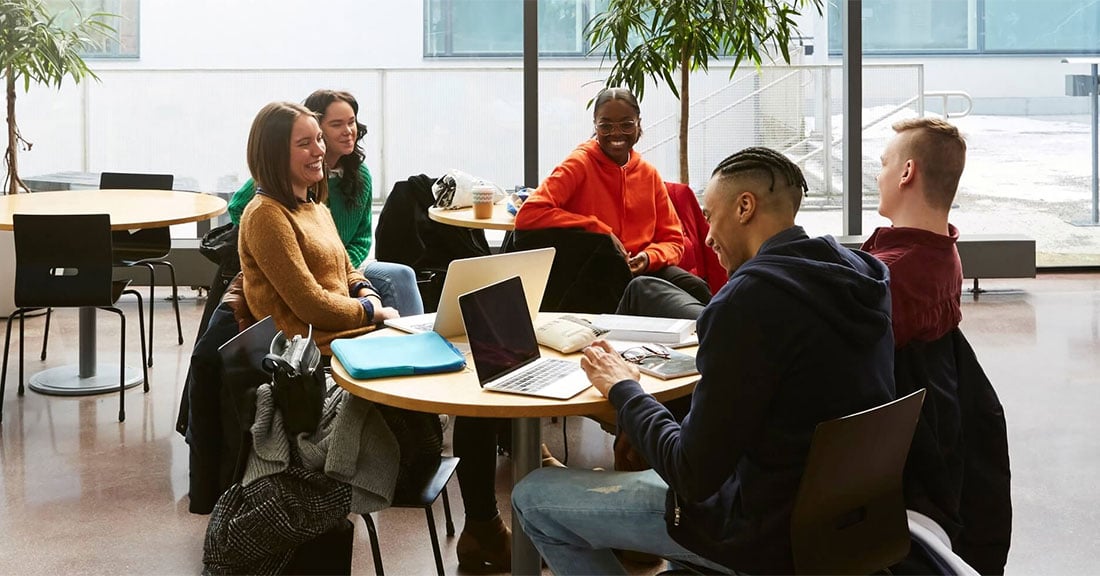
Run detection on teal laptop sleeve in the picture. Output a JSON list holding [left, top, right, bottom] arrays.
[[330, 331, 466, 379]]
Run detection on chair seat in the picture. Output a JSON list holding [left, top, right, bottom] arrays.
[[112, 228, 171, 263], [392, 456, 459, 507], [110, 279, 133, 304], [114, 250, 171, 264]]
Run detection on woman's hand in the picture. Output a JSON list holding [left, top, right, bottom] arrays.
[[372, 306, 401, 324], [627, 251, 649, 275]]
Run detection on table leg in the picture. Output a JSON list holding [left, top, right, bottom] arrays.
[[28, 306, 143, 396], [511, 416, 542, 575]]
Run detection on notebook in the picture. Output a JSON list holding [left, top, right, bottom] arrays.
[[330, 331, 466, 379], [458, 276, 591, 400], [384, 247, 555, 338]]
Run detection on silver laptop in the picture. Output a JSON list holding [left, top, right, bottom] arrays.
[[459, 276, 591, 400], [384, 247, 555, 338]]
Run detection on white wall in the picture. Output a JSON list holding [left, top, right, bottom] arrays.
[[98, 0, 428, 70]]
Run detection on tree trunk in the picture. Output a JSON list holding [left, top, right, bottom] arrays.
[[5, 69, 21, 195], [678, 47, 690, 185]]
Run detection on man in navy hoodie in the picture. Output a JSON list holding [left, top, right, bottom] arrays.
[[511, 147, 896, 574]]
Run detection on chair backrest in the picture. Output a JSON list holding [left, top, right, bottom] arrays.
[[791, 388, 927, 575], [13, 213, 116, 308], [218, 315, 280, 484], [99, 171, 174, 190], [100, 172, 174, 252]]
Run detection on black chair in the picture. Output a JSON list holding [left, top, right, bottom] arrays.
[[101, 171, 182, 367], [361, 455, 459, 576], [790, 389, 926, 574], [1, 214, 149, 422]]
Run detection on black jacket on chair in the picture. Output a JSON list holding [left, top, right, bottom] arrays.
[[895, 328, 1011, 575], [375, 174, 490, 312], [509, 228, 632, 314], [181, 301, 243, 514]]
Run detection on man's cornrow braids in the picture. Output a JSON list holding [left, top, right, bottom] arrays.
[[712, 147, 808, 197]]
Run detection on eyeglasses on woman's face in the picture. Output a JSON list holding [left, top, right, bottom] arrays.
[[594, 119, 639, 135], [621, 343, 672, 364]]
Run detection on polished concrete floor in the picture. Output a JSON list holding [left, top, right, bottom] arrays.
[[0, 274, 1097, 574]]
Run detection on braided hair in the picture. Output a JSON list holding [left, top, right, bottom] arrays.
[[711, 147, 808, 213]]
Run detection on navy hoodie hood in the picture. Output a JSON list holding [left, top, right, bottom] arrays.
[[734, 226, 893, 347]]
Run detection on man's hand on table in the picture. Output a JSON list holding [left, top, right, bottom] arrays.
[[580, 340, 640, 397]]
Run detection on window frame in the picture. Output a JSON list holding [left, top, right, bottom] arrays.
[[44, 0, 140, 60], [827, 0, 1100, 57], [423, 0, 602, 59]]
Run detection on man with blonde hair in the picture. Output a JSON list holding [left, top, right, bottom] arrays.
[[863, 117, 967, 348], [866, 118, 1012, 575]]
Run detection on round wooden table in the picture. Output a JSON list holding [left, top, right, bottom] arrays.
[[0, 189, 227, 230], [330, 316, 698, 575], [0, 189, 227, 395], [427, 203, 516, 231]]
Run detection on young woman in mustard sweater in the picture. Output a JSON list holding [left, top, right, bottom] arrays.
[[230, 90, 423, 316]]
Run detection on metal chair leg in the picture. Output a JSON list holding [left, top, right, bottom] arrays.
[[424, 506, 444, 576], [39, 307, 51, 360], [361, 513, 385, 576], [103, 307, 127, 422], [1, 310, 19, 423], [139, 262, 156, 367], [442, 484, 455, 537], [125, 290, 150, 392], [158, 260, 184, 345], [18, 311, 25, 396]]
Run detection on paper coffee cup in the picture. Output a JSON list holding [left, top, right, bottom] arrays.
[[472, 186, 494, 219]]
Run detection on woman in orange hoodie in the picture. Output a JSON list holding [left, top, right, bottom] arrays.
[[515, 87, 711, 304]]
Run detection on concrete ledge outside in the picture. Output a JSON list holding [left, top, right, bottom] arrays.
[[836, 234, 1037, 280]]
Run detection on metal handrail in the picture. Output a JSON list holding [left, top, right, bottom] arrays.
[[924, 90, 974, 118]]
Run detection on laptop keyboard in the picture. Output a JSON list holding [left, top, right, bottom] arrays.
[[409, 321, 434, 332], [491, 360, 578, 393]]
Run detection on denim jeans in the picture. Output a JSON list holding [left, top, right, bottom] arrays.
[[359, 260, 424, 316], [511, 467, 734, 575]]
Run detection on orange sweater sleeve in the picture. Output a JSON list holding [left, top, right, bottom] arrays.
[[514, 148, 615, 235], [640, 180, 686, 271]]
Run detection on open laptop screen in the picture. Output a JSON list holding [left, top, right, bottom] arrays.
[[459, 276, 541, 385]]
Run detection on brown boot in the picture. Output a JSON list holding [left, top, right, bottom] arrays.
[[456, 513, 512, 572]]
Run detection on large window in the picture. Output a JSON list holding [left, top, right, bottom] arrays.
[[425, 0, 608, 57], [828, 0, 1100, 55], [45, 0, 139, 58]]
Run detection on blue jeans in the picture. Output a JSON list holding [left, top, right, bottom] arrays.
[[360, 260, 424, 316], [511, 467, 734, 575]]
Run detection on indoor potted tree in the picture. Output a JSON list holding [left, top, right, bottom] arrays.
[[1, 0, 113, 316], [2, 0, 112, 195], [586, 0, 822, 184]]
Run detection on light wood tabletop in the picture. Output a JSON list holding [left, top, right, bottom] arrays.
[[0, 189, 227, 231], [427, 203, 516, 231], [330, 314, 698, 421]]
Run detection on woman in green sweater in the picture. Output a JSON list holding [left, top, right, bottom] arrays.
[[229, 89, 422, 315]]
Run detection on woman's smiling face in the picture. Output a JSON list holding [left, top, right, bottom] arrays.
[[594, 98, 640, 166]]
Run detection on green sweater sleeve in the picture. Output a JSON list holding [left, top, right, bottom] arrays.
[[228, 178, 258, 225], [328, 164, 374, 268]]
